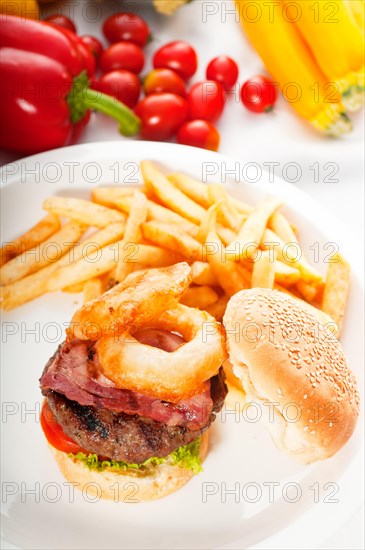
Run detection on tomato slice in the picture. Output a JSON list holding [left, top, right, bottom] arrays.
[[41, 401, 87, 455]]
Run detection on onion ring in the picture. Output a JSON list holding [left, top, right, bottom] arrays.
[[134, 328, 185, 352], [95, 304, 227, 402], [68, 262, 192, 341]]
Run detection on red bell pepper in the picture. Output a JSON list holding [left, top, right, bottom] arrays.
[[0, 16, 140, 154]]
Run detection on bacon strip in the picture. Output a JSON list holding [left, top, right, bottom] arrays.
[[40, 332, 213, 431]]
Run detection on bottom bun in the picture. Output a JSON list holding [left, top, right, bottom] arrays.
[[49, 432, 209, 502]]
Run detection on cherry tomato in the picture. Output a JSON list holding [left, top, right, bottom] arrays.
[[40, 401, 87, 455], [44, 14, 77, 33], [241, 75, 278, 113], [99, 42, 144, 74], [103, 12, 150, 48], [135, 93, 189, 141], [177, 120, 220, 151], [206, 55, 239, 90], [94, 70, 141, 108], [153, 41, 198, 81], [187, 81, 225, 122], [144, 69, 186, 97], [80, 35, 104, 59]]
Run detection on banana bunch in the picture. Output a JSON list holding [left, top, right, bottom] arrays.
[[235, 0, 365, 136]]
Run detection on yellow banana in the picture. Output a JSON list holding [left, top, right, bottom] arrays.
[[235, 0, 351, 135], [284, 0, 365, 111]]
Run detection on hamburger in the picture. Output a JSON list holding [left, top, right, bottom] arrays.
[[39, 263, 228, 501], [223, 288, 360, 464]]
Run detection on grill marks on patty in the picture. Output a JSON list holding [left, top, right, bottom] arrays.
[[72, 400, 109, 439], [43, 368, 227, 464], [40, 327, 228, 463], [40, 337, 216, 430]]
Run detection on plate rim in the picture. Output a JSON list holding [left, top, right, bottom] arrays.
[[1, 140, 364, 550]]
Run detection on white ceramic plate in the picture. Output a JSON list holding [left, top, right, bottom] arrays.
[[1, 142, 364, 550]]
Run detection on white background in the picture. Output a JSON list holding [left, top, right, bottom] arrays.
[[1, 1, 364, 548]]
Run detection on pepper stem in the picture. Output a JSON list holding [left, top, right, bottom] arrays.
[[68, 71, 140, 137], [82, 88, 140, 136]]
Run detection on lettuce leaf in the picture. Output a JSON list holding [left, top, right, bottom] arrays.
[[170, 437, 203, 474], [69, 437, 203, 475]]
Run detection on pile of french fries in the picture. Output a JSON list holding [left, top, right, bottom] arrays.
[[0, 161, 350, 336]]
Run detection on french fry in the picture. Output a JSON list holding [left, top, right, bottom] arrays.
[[262, 228, 323, 284], [0, 214, 60, 267], [91, 186, 137, 207], [274, 260, 301, 285], [268, 211, 298, 244], [191, 261, 219, 286], [208, 185, 245, 232], [1, 161, 351, 324], [251, 251, 275, 289], [196, 202, 221, 243], [321, 253, 350, 336], [218, 201, 245, 233], [236, 263, 252, 287], [240, 254, 300, 286], [168, 173, 254, 214], [46, 242, 121, 292], [180, 285, 219, 309], [113, 195, 199, 238], [0, 221, 87, 286], [217, 226, 237, 246], [205, 294, 230, 321], [39, 222, 125, 273], [43, 197, 125, 228], [141, 161, 206, 224], [168, 172, 212, 208], [226, 198, 282, 260], [207, 184, 227, 205], [315, 282, 325, 304], [131, 244, 184, 267], [205, 231, 248, 297], [63, 282, 85, 294], [0, 223, 125, 310], [115, 191, 148, 282], [83, 277, 105, 304], [142, 221, 204, 262], [296, 280, 319, 303], [274, 283, 305, 299], [229, 197, 254, 215]]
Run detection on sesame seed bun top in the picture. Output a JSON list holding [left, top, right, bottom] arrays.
[[223, 288, 360, 464]]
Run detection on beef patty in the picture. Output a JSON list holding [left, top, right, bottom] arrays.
[[43, 368, 227, 463]]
